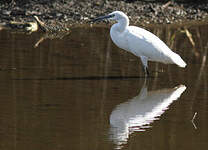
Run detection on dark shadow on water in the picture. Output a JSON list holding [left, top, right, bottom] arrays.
[[0, 23, 207, 150], [12, 75, 155, 80]]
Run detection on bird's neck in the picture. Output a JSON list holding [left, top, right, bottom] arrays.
[[115, 18, 129, 32]]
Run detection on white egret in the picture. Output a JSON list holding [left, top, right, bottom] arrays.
[[92, 11, 187, 76], [109, 81, 186, 148]]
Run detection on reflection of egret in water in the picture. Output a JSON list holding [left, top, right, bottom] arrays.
[[109, 81, 186, 149]]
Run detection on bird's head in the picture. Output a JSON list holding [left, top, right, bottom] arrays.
[[91, 11, 128, 23]]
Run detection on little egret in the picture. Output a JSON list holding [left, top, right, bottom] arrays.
[[92, 11, 187, 76]]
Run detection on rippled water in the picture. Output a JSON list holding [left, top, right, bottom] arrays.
[[0, 23, 207, 150]]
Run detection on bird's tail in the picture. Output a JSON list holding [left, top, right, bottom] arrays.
[[171, 53, 187, 68]]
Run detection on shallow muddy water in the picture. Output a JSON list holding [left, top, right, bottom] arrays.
[[0, 23, 207, 150]]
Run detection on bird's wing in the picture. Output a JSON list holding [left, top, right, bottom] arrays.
[[126, 26, 172, 60]]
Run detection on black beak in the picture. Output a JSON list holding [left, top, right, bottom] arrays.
[[91, 14, 114, 22]]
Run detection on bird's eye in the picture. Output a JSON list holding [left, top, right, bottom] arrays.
[[110, 14, 115, 18]]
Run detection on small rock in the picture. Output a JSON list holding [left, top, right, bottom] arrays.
[[56, 13, 62, 17], [2, 10, 11, 15], [166, 18, 170, 24]]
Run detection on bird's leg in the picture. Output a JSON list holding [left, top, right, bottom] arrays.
[[142, 66, 150, 78], [140, 56, 150, 77], [145, 67, 150, 77]]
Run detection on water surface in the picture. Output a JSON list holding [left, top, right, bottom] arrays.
[[0, 23, 207, 150]]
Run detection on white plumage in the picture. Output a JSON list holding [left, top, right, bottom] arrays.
[[92, 11, 187, 76], [109, 82, 186, 147]]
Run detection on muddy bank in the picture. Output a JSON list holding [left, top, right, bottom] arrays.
[[0, 0, 208, 28]]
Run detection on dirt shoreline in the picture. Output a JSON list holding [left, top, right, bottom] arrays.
[[0, 0, 208, 28]]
